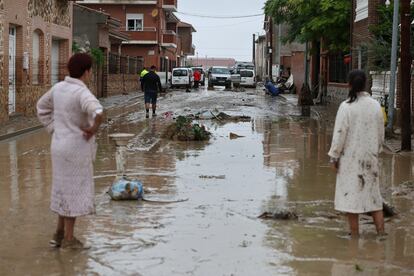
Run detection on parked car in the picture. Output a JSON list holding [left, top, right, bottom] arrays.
[[208, 66, 232, 89], [191, 67, 206, 86], [234, 62, 255, 74], [171, 68, 193, 89], [239, 69, 256, 88]]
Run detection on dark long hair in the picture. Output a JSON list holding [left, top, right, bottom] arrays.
[[347, 70, 366, 103]]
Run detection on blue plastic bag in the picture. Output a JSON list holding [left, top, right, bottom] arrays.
[[108, 177, 144, 200]]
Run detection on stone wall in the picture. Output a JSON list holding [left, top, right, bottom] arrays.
[[0, 2, 5, 122], [326, 83, 349, 104], [107, 74, 139, 97], [0, 0, 72, 123], [28, 0, 70, 27], [19, 84, 50, 116]]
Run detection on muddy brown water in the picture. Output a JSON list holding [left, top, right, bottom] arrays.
[[0, 88, 413, 275]]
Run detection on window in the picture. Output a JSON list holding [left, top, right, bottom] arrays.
[[329, 53, 350, 83], [240, 70, 254, 78], [355, 0, 368, 22], [173, 69, 188, 77], [126, 14, 143, 31]]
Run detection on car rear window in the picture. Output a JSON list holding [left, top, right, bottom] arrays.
[[212, 68, 230, 74], [173, 69, 188, 76], [240, 71, 254, 77]]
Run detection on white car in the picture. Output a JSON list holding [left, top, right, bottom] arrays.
[[240, 69, 256, 88], [171, 68, 193, 89]]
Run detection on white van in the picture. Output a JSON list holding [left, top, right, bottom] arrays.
[[171, 68, 192, 89], [240, 69, 256, 88]]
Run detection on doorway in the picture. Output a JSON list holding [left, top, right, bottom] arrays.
[[51, 39, 60, 85], [8, 26, 16, 114]]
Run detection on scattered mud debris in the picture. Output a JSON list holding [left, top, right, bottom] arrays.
[[258, 211, 298, 220], [213, 112, 251, 122], [162, 116, 211, 141], [229, 132, 245, 139], [391, 181, 414, 197], [199, 175, 226, 179], [383, 202, 398, 217]]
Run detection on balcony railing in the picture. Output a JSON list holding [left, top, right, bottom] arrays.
[[162, 0, 177, 11], [161, 30, 177, 48], [121, 27, 158, 44]]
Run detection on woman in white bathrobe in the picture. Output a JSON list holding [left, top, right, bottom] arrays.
[[37, 53, 104, 249], [328, 70, 385, 237]]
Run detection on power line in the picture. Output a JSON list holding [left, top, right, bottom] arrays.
[[196, 19, 263, 29], [176, 11, 264, 19]]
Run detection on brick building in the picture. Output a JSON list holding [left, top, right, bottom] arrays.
[[73, 4, 141, 98], [0, 0, 73, 123], [262, 18, 305, 94], [177, 21, 195, 66], [187, 57, 236, 69], [255, 35, 266, 81], [327, 0, 384, 103], [78, 0, 195, 72]]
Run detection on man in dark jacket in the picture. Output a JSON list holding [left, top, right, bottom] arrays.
[[142, 65, 162, 118]]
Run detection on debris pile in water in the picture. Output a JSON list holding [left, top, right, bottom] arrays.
[[258, 211, 298, 220], [163, 116, 211, 141]]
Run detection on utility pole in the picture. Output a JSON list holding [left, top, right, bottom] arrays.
[[400, 0, 412, 151], [386, 0, 399, 133], [253, 34, 256, 66]]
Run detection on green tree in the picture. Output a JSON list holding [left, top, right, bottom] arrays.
[[369, 3, 414, 71], [264, 0, 351, 51]]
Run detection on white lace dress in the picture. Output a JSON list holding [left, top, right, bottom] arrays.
[[328, 92, 384, 214]]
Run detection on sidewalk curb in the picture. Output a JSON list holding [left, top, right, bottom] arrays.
[[0, 125, 44, 141]]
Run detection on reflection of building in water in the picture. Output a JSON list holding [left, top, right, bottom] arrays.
[[0, 132, 52, 212], [256, 117, 335, 203]]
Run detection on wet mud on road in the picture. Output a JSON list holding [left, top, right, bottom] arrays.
[[1, 87, 413, 275]]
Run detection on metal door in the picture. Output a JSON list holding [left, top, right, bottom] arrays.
[[8, 26, 16, 114], [51, 40, 59, 85]]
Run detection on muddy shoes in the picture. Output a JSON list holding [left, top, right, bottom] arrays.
[[49, 232, 64, 247], [61, 237, 90, 250]]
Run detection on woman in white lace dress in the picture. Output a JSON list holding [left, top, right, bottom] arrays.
[[37, 53, 103, 249], [328, 70, 385, 237]]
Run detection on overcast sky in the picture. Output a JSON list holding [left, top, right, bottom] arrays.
[[176, 0, 267, 62]]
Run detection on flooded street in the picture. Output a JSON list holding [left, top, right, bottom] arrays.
[[1, 87, 414, 275]]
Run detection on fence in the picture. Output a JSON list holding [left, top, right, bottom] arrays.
[[108, 52, 143, 75]]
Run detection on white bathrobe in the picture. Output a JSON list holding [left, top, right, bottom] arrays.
[[328, 92, 384, 214], [37, 77, 103, 217]]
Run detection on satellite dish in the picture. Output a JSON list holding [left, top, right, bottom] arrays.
[[152, 9, 159, 18]]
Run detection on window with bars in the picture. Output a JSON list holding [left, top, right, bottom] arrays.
[[329, 53, 350, 84]]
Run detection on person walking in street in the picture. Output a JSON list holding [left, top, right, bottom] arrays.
[[142, 65, 162, 118], [140, 67, 149, 92], [193, 69, 201, 89], [37, 53, 104, 249], [328, 70, 385, 238]]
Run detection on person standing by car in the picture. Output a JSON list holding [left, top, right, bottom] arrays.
[[328, 70, 385, 238], [37, 53, 104, 249], [139, 67, 149, 92], [193, 69, 201, 89], [142, 65, 162, 118]]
